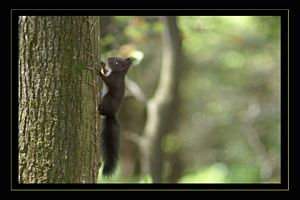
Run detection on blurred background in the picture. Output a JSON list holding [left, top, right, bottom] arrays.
[[98, 16, 280, 183]]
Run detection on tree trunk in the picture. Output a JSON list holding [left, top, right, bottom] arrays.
[[18, 16, 101, 183], [141, 16, 182, 182]]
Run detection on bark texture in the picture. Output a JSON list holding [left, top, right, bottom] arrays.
[[18, 16, 101, 183]]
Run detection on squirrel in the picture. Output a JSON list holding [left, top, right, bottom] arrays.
[[96, 57, 134, 177]]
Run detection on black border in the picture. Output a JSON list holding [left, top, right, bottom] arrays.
[[11, 9, 289, 191]]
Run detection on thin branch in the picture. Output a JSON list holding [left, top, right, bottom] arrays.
[[125, 76, 147, 104], [241, 122, 274, 181], [124, 131, 144, 147]]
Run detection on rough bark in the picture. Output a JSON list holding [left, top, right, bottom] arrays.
[[18, 16, 101, 183], [141, 16, 182, 182]]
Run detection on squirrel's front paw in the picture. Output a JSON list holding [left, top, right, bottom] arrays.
[[100, 61, 106, 68]]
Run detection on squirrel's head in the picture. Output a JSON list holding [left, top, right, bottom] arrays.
[[107, 57, 135, 74]]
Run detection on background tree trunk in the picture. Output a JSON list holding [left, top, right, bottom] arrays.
[[141, 16, 182, 182], [18, 16, 101, 183]]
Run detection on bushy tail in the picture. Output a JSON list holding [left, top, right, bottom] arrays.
[[100, 115, 120, 177]]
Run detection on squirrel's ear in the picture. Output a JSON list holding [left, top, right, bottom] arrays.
[[126, 57, 135, 65]]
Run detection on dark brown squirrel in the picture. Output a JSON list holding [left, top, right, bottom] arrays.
[[96, 57, 134, 177]]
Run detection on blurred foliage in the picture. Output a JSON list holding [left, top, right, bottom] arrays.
[[99, 16, 280, 183], [177, 16, 280, 183]]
